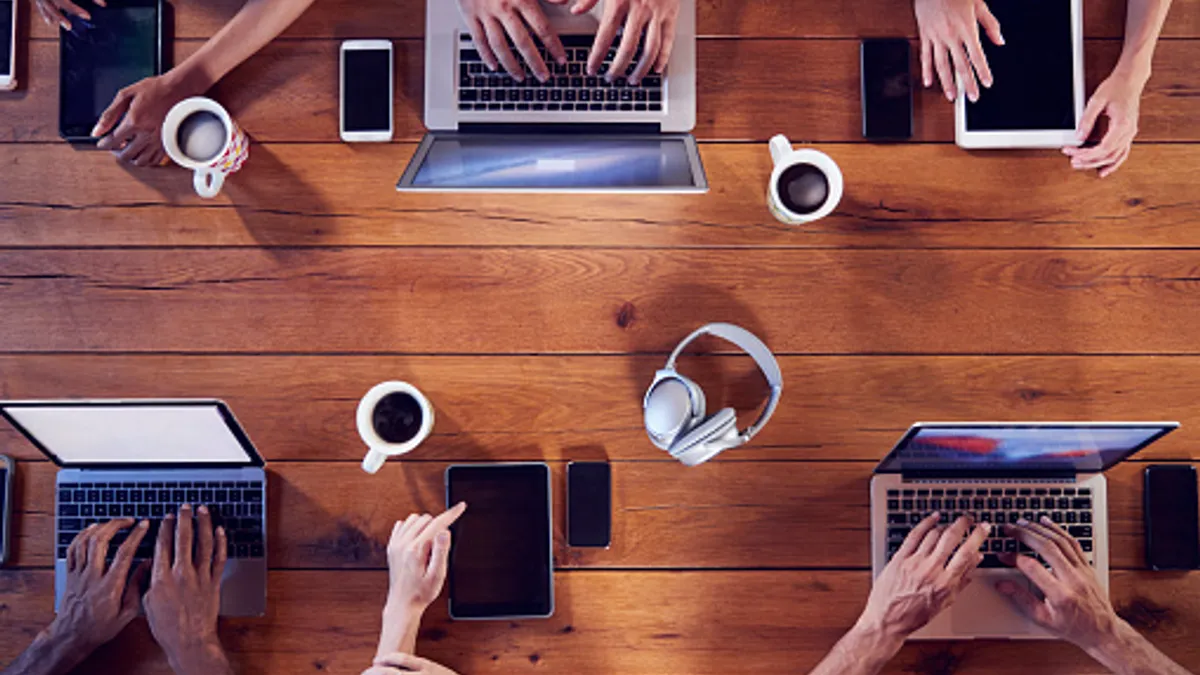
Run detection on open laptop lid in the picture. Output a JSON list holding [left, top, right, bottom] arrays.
[[397, 132, 707, 193], [0, 400, 265, 469], [875, 422, 1178, 477]]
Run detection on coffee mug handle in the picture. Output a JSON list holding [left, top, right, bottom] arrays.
[[769, 134, 793, 166], [194, 168, 225, 199], [362, 448, 388, 475]]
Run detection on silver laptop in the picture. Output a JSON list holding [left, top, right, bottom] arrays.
[[870, 421, 1178, 640], [0, 400, 268, 616], [397, 0, 706, 192]]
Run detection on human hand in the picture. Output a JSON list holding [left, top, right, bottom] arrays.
[[92, 73, 199, 166], [55, 518, 151, 651], [363, 653, 461, 675], [997, 516, 1123, 650], [858, 513, 992, 640], [575, 0, 680, 85], [34, 0, 103, 32], [455, 0, 568, 81], [143, 505, 233, 675], [386, 502, 467, 614], [915, 0, 1003, 102], [1062, 67, 1149, 178]]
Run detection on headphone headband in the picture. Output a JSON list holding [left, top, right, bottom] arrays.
[[664, 323, 783, 443]]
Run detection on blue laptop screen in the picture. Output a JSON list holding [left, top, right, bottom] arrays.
[[406, 135, 700, 189], [875, 424, 1176, 474]]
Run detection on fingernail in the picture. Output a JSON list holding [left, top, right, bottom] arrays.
[[1041, 515, 1053, 525], [138, 520, 149, 528], [946, 91, 955, 102], [1017, 518, 1029, 526], [199, 505, 209, 514], [983, 522, 993, 534], [217, 526, 225, 536], [629, 78, 640, 86], [181, 503, 192, 511], [998, 34, 1005, 45], [929, 511, 940, 520]]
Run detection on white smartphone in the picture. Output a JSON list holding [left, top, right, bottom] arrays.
[[339, 39, 393, 142], [0, 0, 16, 91]]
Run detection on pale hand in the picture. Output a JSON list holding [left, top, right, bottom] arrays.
[[455, 0, 570, 81], [859, 513, 991, 639], [998, 517, 1123, 649], [93, 73, 201, 167], [1062, 67, 1148, 178], [57, 519, 151, 650], [915, 0, 1003, 102], [363, 653, 461, 675], [143, 505, 233, 675], [575, 0, 681, 85], [386, 502, 467, 613]]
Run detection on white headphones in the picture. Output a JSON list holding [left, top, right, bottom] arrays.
[[643, 323, 784, 466]]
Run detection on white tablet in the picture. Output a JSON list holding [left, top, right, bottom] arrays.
[[955, 0, 1084, 149]]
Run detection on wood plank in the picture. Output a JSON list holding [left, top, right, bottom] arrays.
[[2, 569, 1198, 674], [22, 0, 1200, 40], [7, 460, 1189, 569], [5, 39, 1199, 143], [3, 249, 1200, 354], [4, 143, 1200, 249], [1, 355, 1199, 464]]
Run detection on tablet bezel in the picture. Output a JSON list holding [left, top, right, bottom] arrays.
[[955, 0, 1084, 149]]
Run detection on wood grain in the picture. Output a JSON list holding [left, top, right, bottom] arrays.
[[4, 39, 1199, 143], [1, 569, 1197, 674], [7, 460, 1191, 570], [2, 142, 1199, 248], [4, 249, 1200, 354], [22, 0, 1200, 40], [0, 355, 1198, 463]]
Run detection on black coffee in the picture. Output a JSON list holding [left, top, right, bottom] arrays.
[[777, 163, 830, 215], [372, 392, 424, 444]]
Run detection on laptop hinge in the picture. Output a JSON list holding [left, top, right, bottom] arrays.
[[458, 122, 662, 134], [901, 468, 1078, 481]]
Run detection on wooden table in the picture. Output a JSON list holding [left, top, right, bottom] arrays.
[[3, 0, 1200, 672]]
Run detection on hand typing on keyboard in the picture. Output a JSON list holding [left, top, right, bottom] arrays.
[[455, 0, 681, 85]]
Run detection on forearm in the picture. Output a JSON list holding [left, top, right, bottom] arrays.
[[1116, 0, 1173, 76], [1, 620, 93, 675], [375, 603, 424, 660], [164, 637, 234, 675], [1085, 619, 1194, 675], [165, 0, 318, 93], [807, 620, 905, 675]]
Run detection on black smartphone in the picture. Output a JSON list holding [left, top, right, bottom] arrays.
[[860, 38, 913, 141], [445, 464, 554, 619], [0, 455, 12, 566], [567, 462, 611, 548], [59, 0, 164, 142], [1144, 465, 1200, 570]]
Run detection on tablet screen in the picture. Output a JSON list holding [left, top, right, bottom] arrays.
[[447, 464, 553, 618], [59, 0, 160, 138], [965, 0, 1075, 131]]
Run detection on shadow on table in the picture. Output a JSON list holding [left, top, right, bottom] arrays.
[[224, 143, 336, 249]]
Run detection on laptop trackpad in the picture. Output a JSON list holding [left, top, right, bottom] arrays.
[[951, 572, 1035, 636]]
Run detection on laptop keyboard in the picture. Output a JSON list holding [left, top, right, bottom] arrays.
[[458, 34, 664, 113], [885, 486, 1094, 568], [57, 480, 265, 561]]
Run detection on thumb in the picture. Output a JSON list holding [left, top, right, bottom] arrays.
[[995, 580, 1050, 625], [93, 89, 134, 138], [1076, 92, 1106, 143], [571, 0, 599, 14], [426, 530, 451, 586], [120, 560, 151, 622]]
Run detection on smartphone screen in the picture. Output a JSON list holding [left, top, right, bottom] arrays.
[[446, 464, 553, 618], [0, 0, 13, 79], [1145, 465, 1200, 570], [342, 47, 391, 133], [0, 464, 9, 564], [568, 462, 611, 548], [861, 38, 913, 140]]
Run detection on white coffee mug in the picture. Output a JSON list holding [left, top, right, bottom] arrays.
[[162, 97, 249, 199], [357, 381, 435, 474], [767, 134, 843, 225]]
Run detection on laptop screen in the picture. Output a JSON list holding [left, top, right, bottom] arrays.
[[0, 401, 263, 467], [398, 134, 706, 192], [875, 423, 1177, 474]]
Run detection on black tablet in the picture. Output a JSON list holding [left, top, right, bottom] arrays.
[[59, 0, 163, 142], [446, 463, 554, 619]]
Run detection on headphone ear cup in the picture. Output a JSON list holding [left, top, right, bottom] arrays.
[[669, 408, 738, 466], [644, 375, 706, 450]]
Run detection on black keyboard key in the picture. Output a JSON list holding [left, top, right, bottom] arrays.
[[200, 489, 214, 502], [987, 498, 999, 509], [946, 489, 958, 497], [1022, 511, 1035, 521], [151, 504, 164, 518], [973, 498, 985, 510], [1019, 488, 1032, 496], [1064, 488, 1076, 495], [73, 489, 86, 502], [159, 490, 171, 502], [187, 490, 200, 503], [172, 489, 186, 503], [960, 489, 973, 496], [60, 504, 79, 516], [1035, 488, 1048, 495], [250, 543, 264, 558], [902, 489, 915, 497], [901, 500, 914, 510], [1078, 488, 1091, 496], [1066, 511, 1078, 523], [250, 503, 262, 517], [989, 539, 1004, 552], [887, 513, 907, 524], [81, 504, 93, 517], [59, 489, 73, 503], [95, 504, 108, 517], [1030, 498, 1042, 509], [980, 512, 992, 523], [137, 504, 150, 518], [1080, 511, 1092, 523], [939, 512, 950, 524], [1050, 488, 1063, 496], [909, 513, 922, 525], [87, 490, 100, 502], [1004, 539, 1018, 553], [1072, 498, 1092, 510], [930, 498, 942, 511], [916, 499, 929, 511], [887, 499, 899, 510], [236, 544, 250, 558], [1051, 512, 1063, 523], [990, 489, 1003, 496], [1080, 539, 1093, 552], [887, 490, 899, 497], [1005, 488, 1017, 496], [1057, 498, 1071, 510], [917, 489, 930, 497], [957, 498, 971, 510], [1008, 512, 1020, 524], [116, 490, 128, 502], [461, 49, 481, 63], [1001, 498, 1013, 509], [59, 532, 77, 545], [60, 518, 82, 531], [980, 554, 1005, 568], [1068, 526, 1092, 538], [122, 504, 135, 517]]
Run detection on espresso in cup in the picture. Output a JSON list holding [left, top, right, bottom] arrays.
[[766, 134, 844, 225], [776, 163, 831, 215], [371, 391, 425, 444]]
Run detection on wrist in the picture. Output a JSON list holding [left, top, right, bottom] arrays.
[[162, 62, 216, 99], [1084, 618, 1142, 671], [1112, 55, 1153, 88], [848, 615, 907, 661], [163, 633, 229, 675], [46, 613, 101, 654]]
